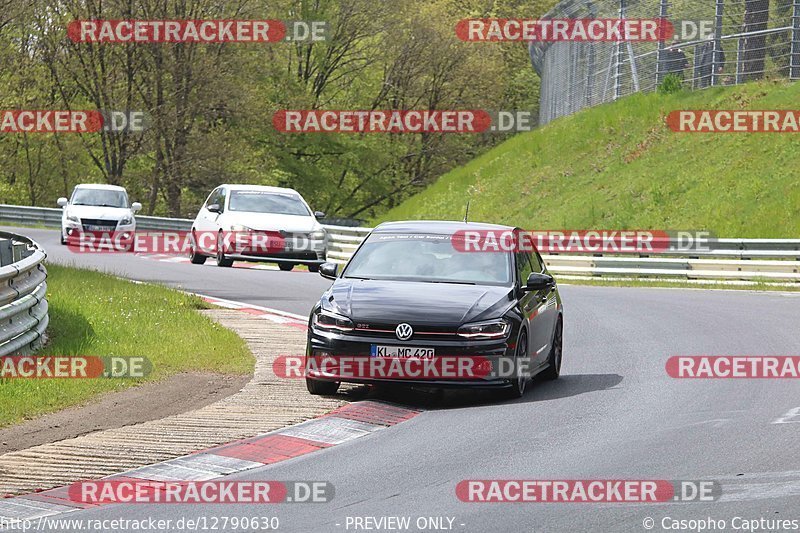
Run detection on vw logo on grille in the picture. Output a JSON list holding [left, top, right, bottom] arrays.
[[395, 323, 413, 341]]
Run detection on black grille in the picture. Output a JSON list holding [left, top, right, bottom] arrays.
[[80, 218, 118, 229], [351, 323, 459, 339]]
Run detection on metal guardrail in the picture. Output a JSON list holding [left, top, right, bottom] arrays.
[[322, 226, 800, 283], [1, 204, 798, 283], [0, 231, 48, 356], [0, 204, 192, 231]]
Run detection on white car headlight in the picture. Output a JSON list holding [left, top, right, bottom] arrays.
[[457, 319, 511, 339], [310, 230, 326, 240], [119, 216, 133, 226]]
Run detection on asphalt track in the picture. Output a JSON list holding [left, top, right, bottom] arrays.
[[7, 227, 800, 533]]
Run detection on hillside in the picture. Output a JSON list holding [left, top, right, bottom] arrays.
[[373, 81, 800, 237]]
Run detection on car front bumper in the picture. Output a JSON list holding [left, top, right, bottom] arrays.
[[305, 328, 517, 388]]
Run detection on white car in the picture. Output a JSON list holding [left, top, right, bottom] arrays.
[[58, 184, 142, 245], [189, 184, 327, 271]]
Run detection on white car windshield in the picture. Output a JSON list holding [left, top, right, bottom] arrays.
[[71, 189, 128, 208], [228, 191, 311, 216], [343, 234, 513, 286]]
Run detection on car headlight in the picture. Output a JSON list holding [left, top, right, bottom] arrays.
[[457, 319, 511, 339], [312, 309, 354, 332], [119, 216, 132, 225], [66, 215, 80, 223], [230, 224, 253, 232], [310, 230, 326, 240]]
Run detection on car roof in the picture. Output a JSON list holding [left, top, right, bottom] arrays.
[[74, 183, 127, 191], [372, 220, 516, 234], [219, 184, 301, 195]]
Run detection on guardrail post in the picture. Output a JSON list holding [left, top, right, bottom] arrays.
[[791, 0, 800, 80], [712, 0, 724, 86]]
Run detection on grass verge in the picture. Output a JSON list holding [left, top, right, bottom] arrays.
[[0, 264, 254, 427]]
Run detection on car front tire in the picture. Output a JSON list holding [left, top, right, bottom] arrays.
[[307, 263, 320, 273], [541, 317, 563, 381], [278, 263, 294, 271], [503, 329, 529, 399], [189, 231, 207, 264], [306, 378, 340, 395], [216, 233, 234, 267]]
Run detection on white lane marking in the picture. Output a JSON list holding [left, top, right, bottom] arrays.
[[279, 417, 384, 445], [773, 406, 800, 424], [665, 418, 732, 431], [190, 293, 308, 321]]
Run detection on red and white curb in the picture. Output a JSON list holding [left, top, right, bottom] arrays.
[[0, 401, 420, 521], [196, 294, 309, 330]]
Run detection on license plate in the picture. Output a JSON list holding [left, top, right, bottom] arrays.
[[86, 225, 113, 232], [370, 345, 435, 359]]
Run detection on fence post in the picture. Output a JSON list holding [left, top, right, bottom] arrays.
[[712, 0, 724, 86], [656, 0, 669, 86], [791, 0, 800, 80], [585, 1, 597, 105], [614, 0, 626, 99]]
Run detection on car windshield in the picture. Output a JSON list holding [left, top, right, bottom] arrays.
[[343, 233, 513, 286], [71, 188, 128, 208], [228, 191, 311, 216]]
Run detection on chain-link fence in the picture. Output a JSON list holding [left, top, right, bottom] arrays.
[[530, 0, 800, 124]]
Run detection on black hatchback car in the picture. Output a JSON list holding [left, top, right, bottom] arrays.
[[305, 221, 563, 398]]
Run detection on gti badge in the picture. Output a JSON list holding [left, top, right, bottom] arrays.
[[395, 323, 413, 341]]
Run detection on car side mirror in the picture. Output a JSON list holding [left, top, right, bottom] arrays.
[[524, 272, 555, 291], [57, 197, 68, 207], [314, 211, 325, 219], [131, 202, 142, 213], [207, 203, 221, 214], [319, 262, 338, 280]]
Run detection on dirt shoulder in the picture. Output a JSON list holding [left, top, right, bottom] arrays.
[[0, 372, 249, 453]]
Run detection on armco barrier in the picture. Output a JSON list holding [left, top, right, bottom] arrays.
[[321, 226, 800, 284], [0, 204, 192, 231], [0, 231, 48, 356], [1, 204, 798, 283]]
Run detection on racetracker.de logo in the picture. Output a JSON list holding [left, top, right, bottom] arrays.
[[0, 356, 151, 378], [0, 110, 148, 133], [455, 18, 674, 42], [666, 356, 800, 378], [456, 480, 720, 503], [666, 110, 800, 133], [67, 480, 333, 504], [64, 230, 300, 255], [450, 230, 712, 254]]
